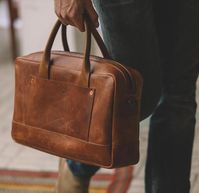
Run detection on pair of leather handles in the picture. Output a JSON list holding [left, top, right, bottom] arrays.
[[39, 13, 111, 87]]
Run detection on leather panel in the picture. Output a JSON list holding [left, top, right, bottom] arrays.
[[24, 75, 95, 141], [12, 50, 143, 168], [12, 121, 112, 167]]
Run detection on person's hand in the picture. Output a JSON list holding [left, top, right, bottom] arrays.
[[54, 0, 99, 31]]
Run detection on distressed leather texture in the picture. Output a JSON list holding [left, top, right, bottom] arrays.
[[12, 17, 143, 168]]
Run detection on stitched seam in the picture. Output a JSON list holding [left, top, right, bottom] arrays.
[[13, 121, 110, 147], [12, 139, 111, 168], [16, 52, 128, 82], [87, 89, 96, 142]]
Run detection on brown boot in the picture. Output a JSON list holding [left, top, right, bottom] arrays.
[[55, 158, 91, 193]]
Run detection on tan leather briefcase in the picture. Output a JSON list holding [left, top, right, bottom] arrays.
[[12, 16, 143, 168]]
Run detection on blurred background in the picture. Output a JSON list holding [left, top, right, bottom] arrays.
[[0, 0, 198, 192]]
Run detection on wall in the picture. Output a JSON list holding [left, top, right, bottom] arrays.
[[18, 0, 101, 56]]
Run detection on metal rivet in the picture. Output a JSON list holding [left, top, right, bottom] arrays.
[[30, 78, 35, 84], [89, 90, 94, 96]]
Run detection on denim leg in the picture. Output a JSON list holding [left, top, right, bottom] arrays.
[[93, 0, 162, 120], [145, 1, 199, 193], [145, 76, 198, 193], [66, 160, 100, 178]]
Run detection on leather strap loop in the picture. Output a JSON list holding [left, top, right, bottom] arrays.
[[39, 13, 111, 87], [61, 17, 111, 59], [61, 24, 70, 52]]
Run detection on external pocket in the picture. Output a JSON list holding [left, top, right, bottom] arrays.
[[25, 75, 95, 141], [100, 0, 135, 7]]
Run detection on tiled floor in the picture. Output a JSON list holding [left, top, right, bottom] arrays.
[[0, 27, 198, 193]]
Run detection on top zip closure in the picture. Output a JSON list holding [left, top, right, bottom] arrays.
[[37, 51, 137, 93], [52, 51, 134, 91]]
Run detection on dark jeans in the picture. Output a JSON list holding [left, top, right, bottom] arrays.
[[67, 0, 199, 193]]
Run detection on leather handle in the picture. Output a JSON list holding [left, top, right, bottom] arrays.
[[39, 20, 61, 79], [61, 19, 111, 60], [39, 13, 111, 87], [61, 24, 70, 52]]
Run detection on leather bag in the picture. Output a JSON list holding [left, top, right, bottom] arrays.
[[11, 15, 143, 168]]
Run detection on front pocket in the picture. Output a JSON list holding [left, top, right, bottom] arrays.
[[100, 0, 135, 7], [25, 75, 95, 141]]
